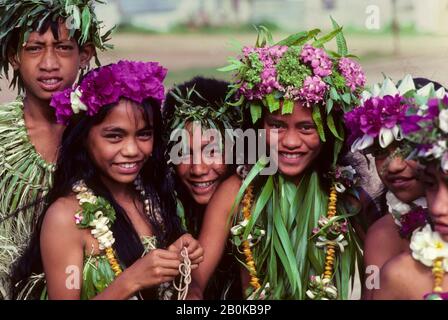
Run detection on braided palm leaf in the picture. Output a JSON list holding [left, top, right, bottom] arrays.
[[0, 98, 54, 299]]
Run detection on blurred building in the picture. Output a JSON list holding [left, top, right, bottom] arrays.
[[96, 0, 448, 34]]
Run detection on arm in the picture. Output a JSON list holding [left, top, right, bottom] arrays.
[[363, 214, 408, 299], [187, 175, 242, 299], [41, 197, 184, 300]]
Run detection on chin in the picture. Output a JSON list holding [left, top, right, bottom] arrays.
[[191, 194, 212, 206], [278, 165, 306, 179], [112, 174, 138, 185]]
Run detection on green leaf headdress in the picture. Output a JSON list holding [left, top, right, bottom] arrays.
[[0, 0, 114, 91], [220, 18, 367, 165], [163, 78, 243, 160]]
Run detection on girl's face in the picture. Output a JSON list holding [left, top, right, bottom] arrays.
[[374, 146, 424, 203], [175, 121, 227, 205], [87, 99, 154, 186], [422, 163, 448, 241], [263, 102, 322, 182]]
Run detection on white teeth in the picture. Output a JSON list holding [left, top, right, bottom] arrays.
[[119, 163, 137, 169], [41, 79, 59, 85], [281, 153, 302, 159], [192, 181, 215, 188]]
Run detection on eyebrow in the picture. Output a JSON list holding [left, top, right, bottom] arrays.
[[265, 116, 315, 126], [26, 40, 74, 46]]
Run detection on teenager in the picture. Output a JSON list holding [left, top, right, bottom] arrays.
[[11, 61, 203, 300], [0, 0, 112, 299]]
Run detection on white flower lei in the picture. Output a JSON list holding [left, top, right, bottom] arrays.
[[410, 224, 448, 272], [386, 191, 427, 228]]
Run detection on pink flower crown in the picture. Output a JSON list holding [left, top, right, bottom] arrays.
[[50, 60, 168, 125]]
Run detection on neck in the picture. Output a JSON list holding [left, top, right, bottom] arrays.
[[101, 176, 136, 202], [23, 92, 57, 124]]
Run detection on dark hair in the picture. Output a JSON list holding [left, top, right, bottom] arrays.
[[163, 76, 237, 235], [11, 97, 182, 299]]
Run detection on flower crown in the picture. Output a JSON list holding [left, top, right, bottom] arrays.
[[0, 0, 114, 91], [344, 75, 447, 153], [221, 20, 365, 167], [221, 20, 366, 127], [50, 60, 167, 125], [405, 93, 448, 173]]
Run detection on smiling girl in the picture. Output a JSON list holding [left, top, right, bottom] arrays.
[[10, 61, 203, 300], [188, 25, 366, 300]]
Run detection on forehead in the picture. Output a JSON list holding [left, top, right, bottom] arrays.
[[100, 100, 152, 128], [184, 121, 220, 148], [266, 102, 314, 122], [26, 21, 73, 43]]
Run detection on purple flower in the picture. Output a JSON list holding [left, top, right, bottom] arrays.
[[339, 57, 366, 92], [300, 44, 333, 77], [50, 60, 167, 125], [299, 75, 328, 107], [344, 94, 410, 143], [399, 207, 427, 238]]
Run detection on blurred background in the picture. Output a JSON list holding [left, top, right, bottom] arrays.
[[1, 0, 448, 104]]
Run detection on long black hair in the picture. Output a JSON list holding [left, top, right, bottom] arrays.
[[11, 98, 182, 299]]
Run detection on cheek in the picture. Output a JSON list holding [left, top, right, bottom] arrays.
[[175, 164, 191, 181], [211, 164, 228, 178], [375, 159, 387, 180], [302, 134, 321, 153]]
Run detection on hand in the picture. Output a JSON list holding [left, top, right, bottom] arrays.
[[168, 233, 204, 269], [128, 248, 181, 291]]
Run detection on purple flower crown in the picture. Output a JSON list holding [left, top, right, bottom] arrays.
[[50, 60, 168, 125], [344, 76, 431, 153]]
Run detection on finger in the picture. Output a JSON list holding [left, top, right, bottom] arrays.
[[190, 255, 204, 265], [157, 267, 181, 277], [155, 249, 181, 260], [160, 276, 176, 283], [156, 258, 182, 270], [190, 264, 199, 270], [188, 248, 204, 261]]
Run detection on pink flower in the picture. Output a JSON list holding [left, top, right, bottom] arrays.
[[339, 57, 366, 92], [299, 75, 328, 107], [74, 213, 83, 225], [300, 44, 333, 78]]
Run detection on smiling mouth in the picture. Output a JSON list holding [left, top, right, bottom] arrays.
[[189, 180, 217, 189], [118, 163, 138, 169], [37, 77, 63, 90]]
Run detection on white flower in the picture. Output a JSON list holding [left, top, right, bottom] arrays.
[[416, 82, 435, 98], [410, 224, 448, 271], [386, 191, 411, 215], [397, 74, 416, 95], [435, 87, 446, 99], [379, 125, 402, 148], [351, 134, 374, 153], [442, 152, 448, 174], [438, 109, 448, 133], [334, 182, 346, 193], [70, 87, 88, 114], [379, 78, 399, 97]]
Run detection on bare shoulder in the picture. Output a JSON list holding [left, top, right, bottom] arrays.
[[367, 214, 398, 240], [42, 194, 81, 232], [374, 252, 423, 299], [209, 174, 243, 207]]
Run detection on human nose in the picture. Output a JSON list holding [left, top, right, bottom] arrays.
[[281, 129, 303, 150], [38, 47, 60, 72]]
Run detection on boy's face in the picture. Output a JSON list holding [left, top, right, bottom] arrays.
[[10, 21, 93, 101]]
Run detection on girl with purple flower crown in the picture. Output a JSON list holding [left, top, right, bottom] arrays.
[[10, 61, 203, 300], [188, 24, 368, 300], [345, 75, 445, 299], [372, 80, 448, 300]]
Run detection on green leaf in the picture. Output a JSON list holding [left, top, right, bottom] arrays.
[[341, 93, 351, 105], [275, 29, 320, 46], [281, 99, 294, 114], [81, 6, 91, 42], [312, 27, 343, 48], [312, 106, 326, 142], [250, 103, 262, 123], [330, 87, 340, 101], [266, 93, 280, 113], [327, 113, 343, 140], [326, 98, 334, 114], [331, 16, 348, 56]]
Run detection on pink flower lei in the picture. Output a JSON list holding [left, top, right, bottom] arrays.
[[50, 60, 167, 125]]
